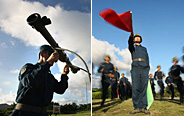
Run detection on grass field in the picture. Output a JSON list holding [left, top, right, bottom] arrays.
[[92, 98, 184, 116], [51, 110, 91, 116]]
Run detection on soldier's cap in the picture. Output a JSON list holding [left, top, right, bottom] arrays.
[[121, 73, 124, 75], [134, 34, 142, 39], [157, 65, 161, 68], [40, 45, 54, 55], [134, 34, 142, 43], [149, 73, 152, 75], [104, 55, 111, 60], [172, 57, 178, 62], [114, 66, 118, 70]]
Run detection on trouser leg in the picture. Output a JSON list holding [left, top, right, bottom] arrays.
[[131, 68, 148, 109], [102, 82, 110, 104]]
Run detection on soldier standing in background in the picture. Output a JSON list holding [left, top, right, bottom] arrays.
[[154, 65, 165, 100], [98, 55, 114, 107], [165, 72, 174, 100], [149, 74, 156, 99], [170, 57, 184, 104], [111, 66, 120, 100]]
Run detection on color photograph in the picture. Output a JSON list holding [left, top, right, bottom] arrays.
[[92, 0, 184, 116], [0, 0, 91, 116]]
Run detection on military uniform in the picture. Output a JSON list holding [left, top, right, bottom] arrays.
[[111, 71, 120, 99], [98, 62, 114, 106], [170, 65, 184, 103], [128, 35, 150, 109], [10, 45, 68, 116], [165, 75, 174, 100], [154, 71, 165, 99], [150, 78, 156, 99], [119, 77, 129, 100]]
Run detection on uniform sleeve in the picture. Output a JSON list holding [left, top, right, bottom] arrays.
[[180, 66, 184, 73], [154, 72, 157, 80], [54, 74, 68, 94], [165, 77, 168, 84], [19, 62, 51, 88], [128, 36, 134, 53], [98, 63, 103, 73]]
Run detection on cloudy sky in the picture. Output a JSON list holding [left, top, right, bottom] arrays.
[[92, 0, 184, 92], [0, 0, 91, 105]]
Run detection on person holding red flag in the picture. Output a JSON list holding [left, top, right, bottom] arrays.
[[128, 33, 150, 114]]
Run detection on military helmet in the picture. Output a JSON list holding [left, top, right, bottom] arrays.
[[40, 45, 54, 55], [134, 34, 142, 43], [121, 73, 125, 75]]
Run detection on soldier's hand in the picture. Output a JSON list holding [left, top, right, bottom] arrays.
[[168, 83, 171, 86], [47, 52, 59, 66], [156, 78, 159, 81], [130, 32, 134, 37], [100, 68, 104, 72], [123, 83, 126, 86], [63, 65, 70, 75]]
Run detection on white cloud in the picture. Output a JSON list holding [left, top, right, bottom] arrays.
[[92, 36, 131, 73], [0, 42, 8, 48], [10, 40, 15, 46], [3, 81, 11, 85], [0, 88, 2, 93], [0, 91, 16, 105], [10, 69, 19, 74], [56, 98, 86, 105]]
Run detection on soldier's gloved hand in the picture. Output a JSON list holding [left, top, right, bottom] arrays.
[[47, 52, 59, 66], [63, 65, 70, 75]]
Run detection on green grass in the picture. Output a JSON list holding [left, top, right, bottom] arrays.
[[51, 110, 91, 116], [92, 98, 184, 116]]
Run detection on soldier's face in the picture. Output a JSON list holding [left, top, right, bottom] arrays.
[[157, 67, 161, 71], [42, 51, 50, 62], [122, 74, 124, 77], [174, 59, 178, 63], [104, 56, 110, 61], [149, 75, 152, 78], [134, 37, 141, 43]]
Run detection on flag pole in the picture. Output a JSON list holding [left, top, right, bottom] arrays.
[[130, 11, 134, 35]]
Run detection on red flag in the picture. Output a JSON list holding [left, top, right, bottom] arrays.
[[99, 8, 132, 32]]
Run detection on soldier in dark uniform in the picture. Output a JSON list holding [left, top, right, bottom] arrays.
[[165, 72, 174, 100], [119, 73, 128, 101], [154, 65, 165, 100], [10, 45, 69, 116], [128, 33, 150, 114], [98, 55, 114, 106], [149, 74, 156, 99], [170, 57, 184, 104], [110, 66, 120, 100]]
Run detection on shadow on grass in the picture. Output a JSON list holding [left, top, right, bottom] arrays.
[[154, 98, 181, 105], [92, 99, 123, 113]]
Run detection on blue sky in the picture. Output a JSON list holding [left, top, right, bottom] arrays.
[[0, 0, 91, 105], [92, 0, 184, 90]]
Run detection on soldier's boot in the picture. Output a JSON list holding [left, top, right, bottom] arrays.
[[129, 108, 141, 114], [141, 108, 150, 114]]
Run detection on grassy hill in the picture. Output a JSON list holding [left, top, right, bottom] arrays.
[[92, 98, 184, 116]]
